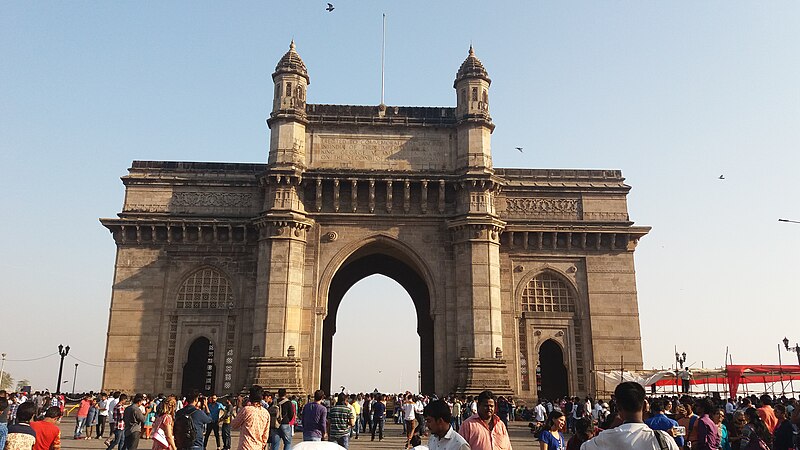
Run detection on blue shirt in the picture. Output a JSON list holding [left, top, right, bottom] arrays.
[[372, 401, 386, 420], [301, 402, 327, 439], [539, 431, 564, 449], [646, 413, 684, 447], [208, 402, 224, 422]]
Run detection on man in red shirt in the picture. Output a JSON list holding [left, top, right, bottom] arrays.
[[74, 395, 92, 439], [457, 390, 512, 450], [31, 406, 62, 450], [756, 394, 778, 434]]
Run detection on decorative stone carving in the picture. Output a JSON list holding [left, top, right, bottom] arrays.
[[172, 192, 254, 208], [325, 231, 338, 242], [368, 180, 376, 213], [126, 204, 168, 213], [504, 197, 580, 219]]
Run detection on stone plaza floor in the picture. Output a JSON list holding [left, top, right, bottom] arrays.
[[57, 420, 544, 450]]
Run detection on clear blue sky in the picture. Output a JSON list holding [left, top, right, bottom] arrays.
[[2, 1, 799, 392]]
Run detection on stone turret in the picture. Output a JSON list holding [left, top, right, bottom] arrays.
[[454, 46, 494, 172], [268, 41, 309, 167]]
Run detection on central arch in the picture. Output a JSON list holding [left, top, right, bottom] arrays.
[[321, 238, 435, 394]]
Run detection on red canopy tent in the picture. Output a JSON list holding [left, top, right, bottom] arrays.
[[652, 365, 800, 397], [725, 365, 800, 397]]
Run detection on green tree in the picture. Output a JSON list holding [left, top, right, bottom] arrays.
[[0, 372, 13, 390], [15, 379, 30, 391]]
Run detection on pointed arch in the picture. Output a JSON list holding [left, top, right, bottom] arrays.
[[176, 266, 234, 310], [518, 269, 577, 314], [181, 336, 216, 397], [318, 233, 438, 314], [538, 339, 568, 400], [318, 233, 437, 393]]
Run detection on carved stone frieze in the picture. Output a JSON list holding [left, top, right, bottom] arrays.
[[583, 211, 629, 221], [171, 192, 255, 209], [503, 197, 580, 219], [126, 204, 168, 213]]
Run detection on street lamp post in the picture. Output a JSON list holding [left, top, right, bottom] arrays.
[[56, 344, 70, 394], [675, 351, 687, 369], [675, 351, 688, 394], [73, 363, 79, 394], [783, 337, 800, 365], [0, 353, 6, 390]]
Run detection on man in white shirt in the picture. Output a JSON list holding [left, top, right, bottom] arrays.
[[581, 382, 678, 450], [97, 393, 109, 439], [106, 392, 120, 438], [724, 398, 736, 419], [424, 400, 470, 450], [534, 401, 547, 424], [592, 400, 605, 422]]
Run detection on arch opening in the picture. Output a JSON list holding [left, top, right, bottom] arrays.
[[330, 275, 420, 393], [322, 248, 434, 394], [538, 339, 568, 400], [182, 337, 215, 397]]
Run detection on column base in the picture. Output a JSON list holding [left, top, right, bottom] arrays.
[[454, 357, 514, 397], [246, 357, 305, 397]]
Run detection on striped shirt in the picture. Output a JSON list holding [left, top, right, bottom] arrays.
[[328, 404, 354, 439]]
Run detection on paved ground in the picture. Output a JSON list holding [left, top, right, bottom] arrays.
[[57, 420, 544, 450]]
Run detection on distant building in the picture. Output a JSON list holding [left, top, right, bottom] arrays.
[[100, 42, 649, 400]]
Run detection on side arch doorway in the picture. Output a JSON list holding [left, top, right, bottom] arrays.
[[182, 337, 215, 397], [538, 339, 568, 400], [321, 242, 435, 394]]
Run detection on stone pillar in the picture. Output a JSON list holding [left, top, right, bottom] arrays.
[[448, 179, 513, 395], [248, 174, 312, 396]]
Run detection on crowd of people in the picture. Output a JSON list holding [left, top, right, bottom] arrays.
[[526, 385, 800, 450], [1, 385, 799, 450]]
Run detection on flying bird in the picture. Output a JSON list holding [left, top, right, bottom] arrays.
[[515, 147, 523, 153], [326, 3, 334, 12], [718, 174, 725, 180]]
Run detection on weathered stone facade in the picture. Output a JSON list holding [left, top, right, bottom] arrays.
[[100, 43, 649, 400]]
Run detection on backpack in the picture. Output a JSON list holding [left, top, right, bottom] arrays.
[[173, 409, 197, 450], [269, 404, 281, 429], [270, 399, 288, 429]]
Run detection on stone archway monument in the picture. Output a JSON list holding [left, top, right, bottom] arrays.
[[100, 42, 650, 399]]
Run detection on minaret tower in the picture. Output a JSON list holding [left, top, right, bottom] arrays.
[[268, 40, 309, 167], [454, 45, 495, 173], [249, 41, 313, 396], [449, 46, 512, 396]]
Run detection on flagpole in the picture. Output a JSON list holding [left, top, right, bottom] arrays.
[[381, 13, 386, 105]]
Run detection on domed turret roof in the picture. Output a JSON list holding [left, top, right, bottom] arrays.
[[274, 40, 309, 83], [455, 45, 490, 86]]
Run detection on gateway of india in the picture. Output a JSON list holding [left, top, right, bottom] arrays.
[[101, 42, 650, 400]]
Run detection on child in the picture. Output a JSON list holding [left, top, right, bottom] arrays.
[[143, 402, 156, 439]]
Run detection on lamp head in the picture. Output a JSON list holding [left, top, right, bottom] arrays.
[[58, 344, 63, 353], [784, 337, 790, 350], [65, 346, 70, 354], [682, 352, 686, 360], [675, 352, 679, 360]]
